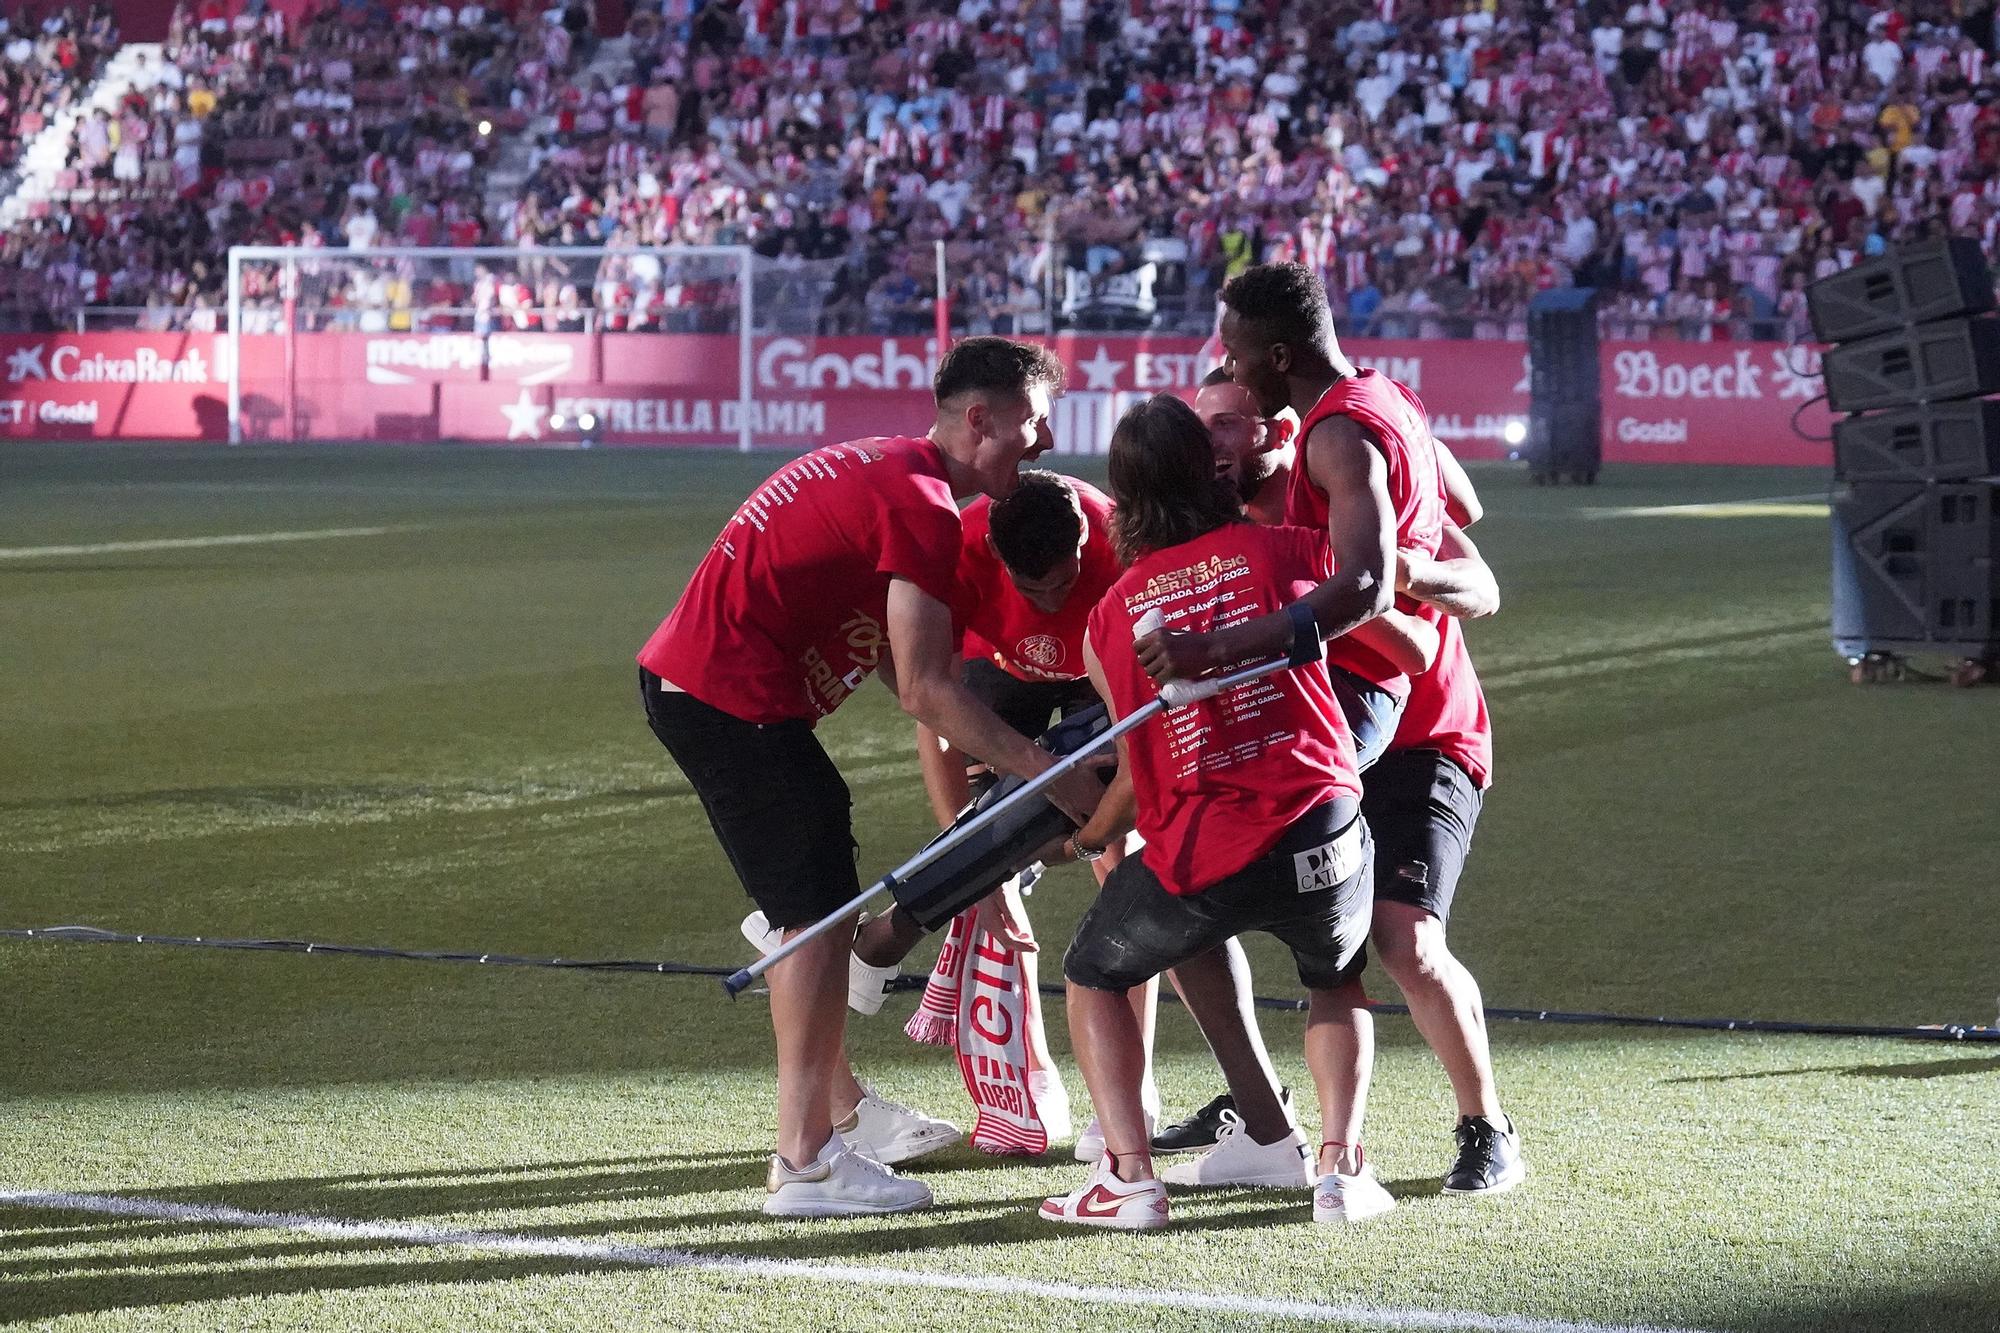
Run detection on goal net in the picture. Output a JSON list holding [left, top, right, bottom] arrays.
[[225, 244, 849, 448]]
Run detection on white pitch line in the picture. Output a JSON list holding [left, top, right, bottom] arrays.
[[0, 1189, 1709, 1333], [0, 526, 404, 560]]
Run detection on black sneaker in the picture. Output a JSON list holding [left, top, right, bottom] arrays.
[[1150, 1093, 1235, 1154], [1441, 1114, 1525, 1195], [1152, 1088, 1294, 1154]]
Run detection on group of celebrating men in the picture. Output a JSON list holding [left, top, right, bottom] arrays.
[[637, 261, 1524, 1228]]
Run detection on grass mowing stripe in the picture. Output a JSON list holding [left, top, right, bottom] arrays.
[[1481, 625, 1826, 690], [0, 526, 406, 559], [0, 757, 922, 855], [1583, 494, 1829, 519], [0, 1190, 1712, 1333]]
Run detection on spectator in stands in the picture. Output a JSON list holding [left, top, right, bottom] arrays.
[[9, 0, 2000, 341]]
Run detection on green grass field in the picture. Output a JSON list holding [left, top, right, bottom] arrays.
[[1, 444, 1995, 1333]]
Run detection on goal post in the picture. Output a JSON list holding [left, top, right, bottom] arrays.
[[226, 244, 773, 449]]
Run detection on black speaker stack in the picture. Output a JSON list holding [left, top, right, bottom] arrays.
[[1525, 287, 1601, 485], [1808, 237, 2000, 685]]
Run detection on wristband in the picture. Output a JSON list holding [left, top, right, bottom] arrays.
[[1284, 600, 1322, 667], [1066, 834, 1104, 863]]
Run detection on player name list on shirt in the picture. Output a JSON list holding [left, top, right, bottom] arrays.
[[1131, 553, 1289, 783]]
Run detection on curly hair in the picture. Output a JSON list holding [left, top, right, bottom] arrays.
[[1220, 262, 1336, 362]]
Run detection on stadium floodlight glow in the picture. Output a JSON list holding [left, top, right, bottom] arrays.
[[549, 413, 566, 430], [1503, 418, 1528, 446], [477, 119, 492, 136], [578, 412, 598, 431]]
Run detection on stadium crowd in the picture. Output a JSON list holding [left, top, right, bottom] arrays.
[[3, 0, 1999, 339], [0, 5, 120, 185]]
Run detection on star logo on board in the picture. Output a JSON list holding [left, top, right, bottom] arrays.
[[1076, 344, 1127, 392], [6, 344, 47, 382], [499, 389, 543, 441]]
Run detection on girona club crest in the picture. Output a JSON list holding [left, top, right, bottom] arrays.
[[1017, 635, 1065, 672]]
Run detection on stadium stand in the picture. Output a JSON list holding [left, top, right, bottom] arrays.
[[2, 0, 1998, 340]]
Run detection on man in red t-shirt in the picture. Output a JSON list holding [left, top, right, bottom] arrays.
[[908, 469, 1151, 1140], [1139, 261, 1447, 768], [1367, 460, 1524, 1196], [1037, 395, 1389, 1231], [1200, 364, 1524, 1196], [637, 338, 1103, 1219]]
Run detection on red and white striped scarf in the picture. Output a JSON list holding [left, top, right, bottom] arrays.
[[905, 903, 1056, 1155]]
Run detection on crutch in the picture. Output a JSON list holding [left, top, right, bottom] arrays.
[[721, 608, 1316, 997]]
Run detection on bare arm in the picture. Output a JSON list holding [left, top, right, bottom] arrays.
[[886, 577, 1103, 824], [1436, 441, 1483, 527], [1398, 521, 1501, 619], [914, 721, 971, 827], [1071, 636, 1137, 854], [1348, 605, 1440, 676], [1135, 414, 1394, 681]]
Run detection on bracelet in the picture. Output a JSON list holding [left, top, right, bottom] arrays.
[[1066, 834, 1104, 863], [1283, 600, 1322, 667]]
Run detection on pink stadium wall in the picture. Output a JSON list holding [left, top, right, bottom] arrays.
[[0, 332, 1833, 464]]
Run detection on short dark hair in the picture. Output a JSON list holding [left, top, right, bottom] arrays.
[[1107, 395, 1242, 564], [1220, 262, 1335, 362], [987, 470, 1084, 577], [1200, 366, 1233, 388], [933, 336, 1065, 406]]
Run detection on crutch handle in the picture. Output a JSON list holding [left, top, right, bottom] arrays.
[[721, 967, 756, 998]]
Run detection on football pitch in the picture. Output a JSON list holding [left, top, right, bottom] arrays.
[[2, 443, 1995, 1333]]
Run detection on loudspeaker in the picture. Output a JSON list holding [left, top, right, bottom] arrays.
[[1820, 316, 2000, 413], [1833, 400, 2000, 483], [1527, 287, 1600, 404], [1806, 236, 1997, 343], [1526, 398, 1601, 482], [1832, 481, 2000, 653]]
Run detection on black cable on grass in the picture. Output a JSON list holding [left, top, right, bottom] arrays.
[[1790, 390, 1833, 443], [7, 923, 1997, 1043]]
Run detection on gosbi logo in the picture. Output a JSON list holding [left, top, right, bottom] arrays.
[[1017, 634, 1064, 672]]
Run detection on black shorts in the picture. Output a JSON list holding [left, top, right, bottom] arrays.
[[1064, 799, 1373, 993], [1361, 748, 1483, 924], [639, 667, 860, 930], [960, 656, 1098, 794], [963, 656, 1099, 738]]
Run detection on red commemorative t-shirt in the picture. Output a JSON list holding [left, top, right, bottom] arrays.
[[957, 478, 1121, 682], [1087, 522, 1361, 896], [1284, 368, 1447, 698], [1390, 614, 1493, 788], [638, 436, 962, 723]]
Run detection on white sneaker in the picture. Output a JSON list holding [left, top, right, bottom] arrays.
[[740, 911, 897, 1016], [1038, 1156, 1169, 1230], [764, 1135, 932, 1218], [1313, 1162, 1397, 1223], [1028, 1068, 1073, 1142], [1073, 1109, 1156, 1162], [838, 1087, 961, 1165], [1160, 1110, 1314, 1188]]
